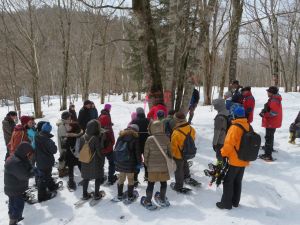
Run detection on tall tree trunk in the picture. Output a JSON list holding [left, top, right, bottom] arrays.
[[293, 33, 300, 92]]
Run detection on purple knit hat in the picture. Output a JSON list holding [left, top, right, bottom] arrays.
[[131, 112, 137, 121], [104, 104, 112, 111]]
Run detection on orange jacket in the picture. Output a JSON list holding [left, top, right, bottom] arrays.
[[171, 123, 196, 160], [221, 118, 250, 167]]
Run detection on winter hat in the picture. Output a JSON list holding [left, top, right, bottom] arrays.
[[224, 91, 232, 98], [128, 124, 139, 132], [231, 80, 239, 85], [174, 112, 187, 123], [36, 121, 47, 132], [241, 86, 251, 92], [156, 110, 165, 119], [266, 86, 279, 95], [104, 104, 112, 111], [7, 111, 17, 117], [131, 112, 137, 121], [84, 100, 92, 106], [136, 107, 145, 115], [232, 106, 245, 118], [20, 116, 33, 126], [61, 111, 71, 120], [41, 122, 52, 133]]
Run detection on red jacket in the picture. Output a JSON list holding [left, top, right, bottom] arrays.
[[98, 111, 115, 154], [242, 91, 255, 123], [262, 94, 282, 129], [147, 104, 168, 120]]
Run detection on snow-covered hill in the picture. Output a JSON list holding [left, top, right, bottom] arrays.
[[0, 88, 299, 225]]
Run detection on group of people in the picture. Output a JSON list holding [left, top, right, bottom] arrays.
[[2, 82, 300, 224]]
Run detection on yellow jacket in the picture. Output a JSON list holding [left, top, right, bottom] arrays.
[[171, 123, 196, 160], [221, 118, 250, 167]]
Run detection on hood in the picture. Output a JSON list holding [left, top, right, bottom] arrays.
[[149, 121, 164, 135], [231, 118, 249, 128], [271, 94, 282, 102], [119, 129, 139, 140], [212, 99, 229, 115], [86, 119, 101, 136], [242, 91, 252, 97], [14, 142, 34, 160], [14, 124, 25, 132], [56, 119, 66, 126]]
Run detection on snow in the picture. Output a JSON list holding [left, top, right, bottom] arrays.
[[0, 88, 300, 225]]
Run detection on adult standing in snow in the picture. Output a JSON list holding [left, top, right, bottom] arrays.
[[143, 121, 171, 208], [90, 101, 98, 120], [131, 107, 150, 184], [188, 88, 200, 124], [289, 111, 300, 144], [4, 142, 34, 225], [147, 100, 168, 121], [78, 100, 93, 131], [114, 124, 141, 202], [2, 111, 17, 160], [259, 86, 282, 161], [216, 106, 250, 210], [98, 104, 117, 185], [69, 104, 77, 122], [7, 116, 33, 158], [241, 87, 255, 123], [230, 80, 243, 104], [79, 120, 105, 200], [35, 122, 59, 202], [212, 99, 229, 163]]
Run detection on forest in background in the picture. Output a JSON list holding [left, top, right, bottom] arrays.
[[0, 0, 299, 117]]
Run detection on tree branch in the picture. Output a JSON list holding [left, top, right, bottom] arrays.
[[95, 38, 138, 47], [77, 0, 132, 10]]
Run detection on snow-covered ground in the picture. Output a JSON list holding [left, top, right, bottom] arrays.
[[0, 88, 299, 225]]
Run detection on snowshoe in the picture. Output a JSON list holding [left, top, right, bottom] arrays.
[[154, 192, 170, 208], [74, 192, 94, 208], [134, 181, 140, 188], [89, 191, 106, 207], [140, 196, 158, 211], [67, 180, 77, 192], [258, 154, 277, 162], [51, 181, 63, 192], [170, 182, 192, 194], [184, 178, 201, 187]]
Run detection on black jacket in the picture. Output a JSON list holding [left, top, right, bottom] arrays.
[[2, 116, 16, 145], [4, 143, 33, 196], [69, 109, 78, 122], [115, 129, 141, 173], [35, 131, 57, 170], [131, 113, 149, 153], [78, 107, 92, 131]]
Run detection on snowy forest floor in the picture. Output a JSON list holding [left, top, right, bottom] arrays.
[[0, 88, 300, 225]]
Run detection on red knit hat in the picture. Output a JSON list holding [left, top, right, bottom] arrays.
[[20, 116, 33, 126]]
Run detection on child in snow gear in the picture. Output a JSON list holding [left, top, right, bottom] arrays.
[[114, 124, 141, 202], [163, 109, 176, 138], [2, 111, 17, 160], [4, 143, 34, 225], [143, 121, 172, 208], [188, 88, 200, 124], [171, 112, 197, 191], [79, 120, 105, 201], [98, 105, 117, 185], [216, 106, 250, 210], [212, 99, 230, 163], [259, 86, 282, 161], [241, 87, 255, 123], [66, 122, 83, 190], [289, 111, 300, 144], [131, 107, 150, 185], [35, 122, 59, 202]]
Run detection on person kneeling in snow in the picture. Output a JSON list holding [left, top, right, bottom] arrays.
[[4, 143, 34, 225], [216, 106, 250, 210]]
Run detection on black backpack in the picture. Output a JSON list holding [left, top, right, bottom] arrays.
[[113, 139, 130, 162], [233, 124, 261, 161], [177, 128, 197, 160]]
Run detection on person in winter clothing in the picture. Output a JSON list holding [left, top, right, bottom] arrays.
[[2, 111, 17, 160], [98, 106, 117, 185], [212, 99, 230, 163], [162, 109, 176, 138], [35, 122, 59, 202], [131, 107, 150, 184], [143, 121, 171, 207], [241, 86, 255, 123], [65, 122, 83, 190], [188, 88, 200, 124], [7, 116, 34, 158], [224, 91, 233, 111], [171, 112, 196, 191], [27, 119, 37, 150], [231, 80, 244, 104], [147, 102, 168, 121], [128, 112, 137, 126], [78, 100, 92, 131], [69, 104, 78, 122], [289, 111, 300, 144], [115, 124, 141, 201], [4, 142, 34, 225], [216, 106, 250, 210], [259, 86, 283, 161], [90, 101, 99, 119], [79, 119, 105, 200], [156, 110, 165, 121]]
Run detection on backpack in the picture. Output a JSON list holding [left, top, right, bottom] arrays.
[[177, 128, 197, 160], [79, 136, 95, 163], [216, 114, 232, 132], [233, 124, 261, 161], [113, 139, 130, 163]]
